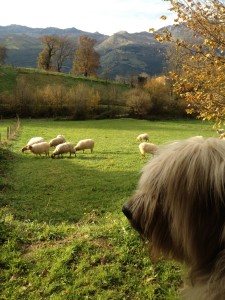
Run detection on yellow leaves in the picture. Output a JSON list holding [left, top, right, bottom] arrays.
[[154, 29, 172, 43], [154, 34, 164, 43], [160, 15, 167, 20], [203, 115, 212, 121], [186, 108, 194, 115], [169, 71, 178, 80], [158, 0, 225, 125], [186, 84, 193, 91], [149, 28, 155, 33]]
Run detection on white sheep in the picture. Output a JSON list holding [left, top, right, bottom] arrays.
[[139, 142, 158, 157], [136, 133, 149, 142], [28, 142, 50, 157], [51, 142, 76, 158], [74, 139, 95, 154], [49, 135, 66, 147], [22, 137, 45, 152]]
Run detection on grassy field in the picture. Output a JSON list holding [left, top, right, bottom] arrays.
[[0, 66, 129, 94], [0, 118, 216, 299]]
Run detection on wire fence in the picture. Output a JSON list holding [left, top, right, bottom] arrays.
[[0, 115, 20, 143]]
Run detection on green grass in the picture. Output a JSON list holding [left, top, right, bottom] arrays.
[[0, 118, 216, 299], [0, 66, 18, 92], [0, 118, 19, 141], [0, 66, 129, 95], [4, 118, 216, 223]]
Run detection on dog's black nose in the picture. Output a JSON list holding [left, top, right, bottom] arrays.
[[122, 204, 132, 220]]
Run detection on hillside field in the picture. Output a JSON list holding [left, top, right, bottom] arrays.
[[0, 118, 217, 299], [0, 66, 129, 94]]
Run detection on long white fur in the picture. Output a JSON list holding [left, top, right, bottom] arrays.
[[22, 137, 45, 152], [51, 142, 75, 158], [124, 136, 225, 299], [139, 142, 158, 157], [74, 139, 95, 153], [49, 135, 66, 147], [29, 142, 50, 157], [136, 133, 149, 142]]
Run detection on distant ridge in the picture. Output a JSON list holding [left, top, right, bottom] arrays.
[[0, 24, 183, 79]]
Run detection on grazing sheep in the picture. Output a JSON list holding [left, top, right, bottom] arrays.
[[28, 142, 50, 157], [22, 137, 45, 152], [49, 135, 66, 147], [139, 142, 158, 157], [74, 139, 95, 153], [51, 142, 76, 158], [136, 133, 149, 142]]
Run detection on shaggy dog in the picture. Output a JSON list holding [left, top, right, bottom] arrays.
[[123, 136, 225, 299]]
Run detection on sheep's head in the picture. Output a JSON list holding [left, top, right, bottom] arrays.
[[21, 146, 28, 152]]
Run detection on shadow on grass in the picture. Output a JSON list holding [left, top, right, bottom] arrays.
[[1, 149, 140, 225]]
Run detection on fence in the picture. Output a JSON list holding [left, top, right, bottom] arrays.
[[0, 115, 20, 143]]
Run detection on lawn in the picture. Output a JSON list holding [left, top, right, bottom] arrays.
[[0, 118, 216, 299], [4, 118, 216, 223]]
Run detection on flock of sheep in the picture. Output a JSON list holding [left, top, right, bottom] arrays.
[[21, 135, 95, 158], [21, 132, 159, 159], [21, 127, 225, 160]]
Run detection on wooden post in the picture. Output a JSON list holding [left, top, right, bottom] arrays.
[[7, 127, 9, 139]]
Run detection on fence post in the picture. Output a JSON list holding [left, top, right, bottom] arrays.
[[7, 127, 10, 139], [3, 116, 20, 142]]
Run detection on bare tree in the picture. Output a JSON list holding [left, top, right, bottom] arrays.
[[53, 36, 74, 72]]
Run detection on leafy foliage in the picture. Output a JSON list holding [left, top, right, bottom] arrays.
[[37, 36, 73, 72], [156, 0, 225, 125], [0, 66, 130, 119], [72, 35, 100, 77]]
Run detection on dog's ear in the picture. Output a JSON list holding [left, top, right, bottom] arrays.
[[126, 192, 176, 260]]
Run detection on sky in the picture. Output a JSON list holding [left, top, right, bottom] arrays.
[[1, 0, 176, 35]]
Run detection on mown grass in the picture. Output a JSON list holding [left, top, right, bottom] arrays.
[[0, 118, 216, 299]]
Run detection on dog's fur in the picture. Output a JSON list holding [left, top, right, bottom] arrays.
[[123, 137, 225, 299]]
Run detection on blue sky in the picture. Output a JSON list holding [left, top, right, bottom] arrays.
[[1, 0, 176, 35]]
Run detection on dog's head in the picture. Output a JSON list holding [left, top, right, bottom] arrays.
[[123, 137, 225, 271]]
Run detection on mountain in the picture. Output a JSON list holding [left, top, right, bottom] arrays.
[[0, 24, 169, 79], [95, 31, 166, 78]]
